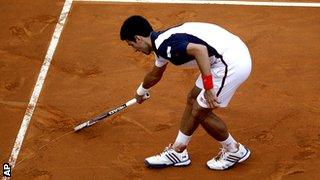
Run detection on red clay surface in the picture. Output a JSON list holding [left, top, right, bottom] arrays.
[[1, 1, 320, 179]]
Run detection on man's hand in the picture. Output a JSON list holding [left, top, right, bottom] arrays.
[[204, 89, 220, 108], [135, 93, 149, 104]]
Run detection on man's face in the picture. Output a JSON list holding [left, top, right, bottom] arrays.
[[126, 36, 151, 55]]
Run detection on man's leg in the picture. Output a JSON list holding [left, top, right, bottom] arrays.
[[168, 85, 250, 169], [201, 112, 240, 153], [144, 86, 248, 168], [195, 98, 250, 170], [201, 113, 229, 141], [198, 94, 250, 170], [178, 86, 200, 132], [172, 84, 239, 151], [172, 86, 212, 152], [173, 84, 242, 153], [144, 86, 204, 168], [180, 86, 208, 135]]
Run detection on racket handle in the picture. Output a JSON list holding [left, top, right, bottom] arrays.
[[126, 98, 137, 107], [126, 93, 150, 107]]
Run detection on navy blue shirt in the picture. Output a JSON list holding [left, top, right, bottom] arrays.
[[150, 28, 222, 66]]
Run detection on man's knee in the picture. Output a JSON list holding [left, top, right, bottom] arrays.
[[187, 86, 201, 105], [191, 102, 211, 121], [186, 91, 196, 105]]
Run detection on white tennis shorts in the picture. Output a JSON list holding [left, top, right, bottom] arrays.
[[196, 39, 252, 108]]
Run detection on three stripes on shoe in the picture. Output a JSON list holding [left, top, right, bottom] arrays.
[[165, 152, 184, 164], [225, 154, 242, 163]]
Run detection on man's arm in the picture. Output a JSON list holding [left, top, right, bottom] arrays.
[[142, 63, 168, 89], [186, 43, 211, 77], [186, 43, 220, 108], [135, 63, 168, 103]]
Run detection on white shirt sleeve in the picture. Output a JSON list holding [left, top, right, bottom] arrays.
[[154, 55, 169, 67]]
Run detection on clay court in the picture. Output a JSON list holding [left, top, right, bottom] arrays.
[[1, 0, 320, 179]]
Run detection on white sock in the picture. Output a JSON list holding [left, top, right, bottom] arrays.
[[173, 130, 191, 148], [219, 134, 238, 152]]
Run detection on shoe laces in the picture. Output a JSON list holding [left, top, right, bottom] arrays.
[[158, 144, 173, 157], [215, 148, 228, 161]]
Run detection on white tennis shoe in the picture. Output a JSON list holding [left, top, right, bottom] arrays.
[[207, 143, 250, 170], [145, 144, 191, 168]]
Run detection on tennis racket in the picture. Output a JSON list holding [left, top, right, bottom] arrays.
[[74, 93, 150, 132]]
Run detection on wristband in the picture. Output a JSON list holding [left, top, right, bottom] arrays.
[[136, 83, 149, 95], [202, 74, 213, 90]]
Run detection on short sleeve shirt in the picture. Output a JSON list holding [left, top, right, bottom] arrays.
[[151, 22, 240, 67]]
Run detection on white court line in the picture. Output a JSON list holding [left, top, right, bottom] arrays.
[[74, 0, 320, 7], [3, 0, 73, 179]]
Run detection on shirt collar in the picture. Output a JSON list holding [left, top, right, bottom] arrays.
[[150, 31, 159, 55]]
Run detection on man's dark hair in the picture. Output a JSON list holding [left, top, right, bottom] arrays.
[[120, 15, 153, 42]]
